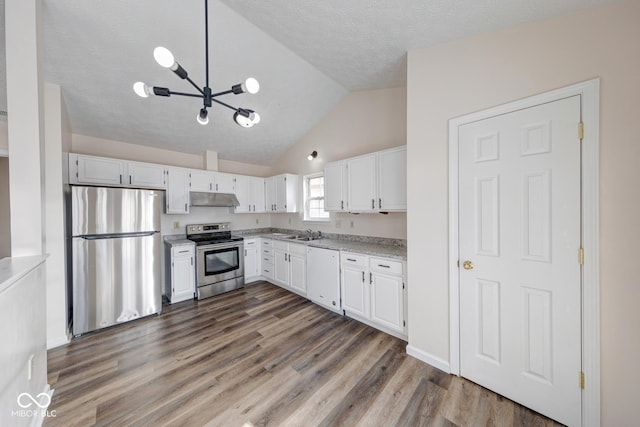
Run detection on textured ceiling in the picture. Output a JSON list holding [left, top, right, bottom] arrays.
[[0, 0, 619, 165]]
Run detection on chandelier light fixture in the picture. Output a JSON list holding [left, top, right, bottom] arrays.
[[133, 0, 261, 127]]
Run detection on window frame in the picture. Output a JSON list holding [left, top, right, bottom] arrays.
[[303, 172, 330, 223]]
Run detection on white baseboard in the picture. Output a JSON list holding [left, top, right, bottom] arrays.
[[406, 345, 451, 373]]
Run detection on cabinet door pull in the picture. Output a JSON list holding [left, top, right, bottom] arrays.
[[191, 257, 193, 266], [362, 271, 365, 282], [370, 272, 373, 284], [378, 264, 391, 268], [347, 258, 356, 262], [379, 198, 382, 209], [372, 199, 375, 209], [129, 175, 132, 185], [245, 249, 247, 256], [119, 174, 123, 184], [184, 203, 187, 212], [341, 200, 344, 210]]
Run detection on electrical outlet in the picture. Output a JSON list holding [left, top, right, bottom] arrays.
[[173, 221, 180, 229], [335, 220, 342, 228], [256, 218, 259, 224], [350, 220, 354, 228], [288, 217, 291, 225]]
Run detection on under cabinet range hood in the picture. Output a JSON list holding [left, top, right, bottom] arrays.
[[190, 191, 240, 207]]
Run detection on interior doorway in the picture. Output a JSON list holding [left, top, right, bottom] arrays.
[[448, 79, 600, 426]]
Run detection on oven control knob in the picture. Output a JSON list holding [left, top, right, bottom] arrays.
[[198, 226, 202, 231]]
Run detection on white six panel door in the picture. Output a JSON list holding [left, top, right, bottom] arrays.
[[458, 96, 581, 426]]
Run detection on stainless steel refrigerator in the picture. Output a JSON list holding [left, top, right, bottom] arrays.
[[71, 185, 163, 335]]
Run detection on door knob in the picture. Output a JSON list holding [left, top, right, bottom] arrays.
[[463, 260, 474, 270]]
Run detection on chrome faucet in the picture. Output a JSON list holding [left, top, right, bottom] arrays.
[[306, 229, 314, 238]]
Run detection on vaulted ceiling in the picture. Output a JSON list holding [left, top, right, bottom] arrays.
[[0, 0, 618, 165]]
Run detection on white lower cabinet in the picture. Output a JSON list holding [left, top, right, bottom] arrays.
[[165, 243, 195, 304], [244, 238, 260, 283], [272, 240, 306, 296], [341, 252, 407, 339]]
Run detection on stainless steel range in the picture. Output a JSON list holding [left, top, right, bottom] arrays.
[[186, 222, 244, 300]]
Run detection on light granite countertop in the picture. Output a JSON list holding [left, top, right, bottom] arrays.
[[0, 255, 48, 294], [240, 231, 406, 260], [163, 235, 195, 247]]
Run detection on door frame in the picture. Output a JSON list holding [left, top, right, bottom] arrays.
[[448, 79, 600, 425]]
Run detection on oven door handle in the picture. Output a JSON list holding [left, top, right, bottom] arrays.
[[196, 242, 244, 252]]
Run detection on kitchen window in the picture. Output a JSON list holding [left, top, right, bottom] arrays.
[[303, 173, 330, 222]]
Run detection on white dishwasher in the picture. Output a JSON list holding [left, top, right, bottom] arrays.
[[306, 247, 341, 314]]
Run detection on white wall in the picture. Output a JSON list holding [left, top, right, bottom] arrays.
[[72, 134, 204, 169], [270, 87, 407, 239], [43, 83, 70, 349], [406, 1, 640, 424]]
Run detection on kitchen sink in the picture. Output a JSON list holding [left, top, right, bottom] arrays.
[[294, 236, 314, 241]]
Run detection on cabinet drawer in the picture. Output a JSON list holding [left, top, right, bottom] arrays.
[[172, 246, 194, 256], [244, 239, 258, 247], [262, 239, 272, 247], [262, 254, 273, 264], [262, 262, 274, 278], [341, 252, 368, 267], [370, 257, 403, 276], [262, 248, 273, 256]]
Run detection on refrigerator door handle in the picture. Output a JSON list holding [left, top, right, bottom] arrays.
[[80, 231, 157, 240]]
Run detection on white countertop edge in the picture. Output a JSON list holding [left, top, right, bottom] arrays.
[[0, 254, 48, 294]]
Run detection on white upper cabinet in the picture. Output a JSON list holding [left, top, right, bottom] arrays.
[[266, 174, 298, 213], [128, 161, 166, 189], [234, 175, 265, 213], [234, 175, 251, 213], [324, 160, 347, 212], [250, 177, 266, 213], [323, 145, 407, 213], [70, 153, 126, 186], [189, 170, 235, 193], [165, 167, 190, 214], [70, 154, 166, 190], [213, 172, 235, 193], [347, 153, 378, 212], [377, 146, 407, 211], [190, 170, 214, 192]]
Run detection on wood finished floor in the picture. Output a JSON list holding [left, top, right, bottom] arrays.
[[46, 282, 563, 427]]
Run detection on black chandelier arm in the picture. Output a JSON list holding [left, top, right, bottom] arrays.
[[168, 90, 204, 99], [210, 89, 235, 98], [210, 97, 240, 112], [185, 76, 206, 96]]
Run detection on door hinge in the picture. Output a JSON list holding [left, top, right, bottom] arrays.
[[580, 371, 585, 389], [579, 247, 585, 265], [578, 122, 584, 141]]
